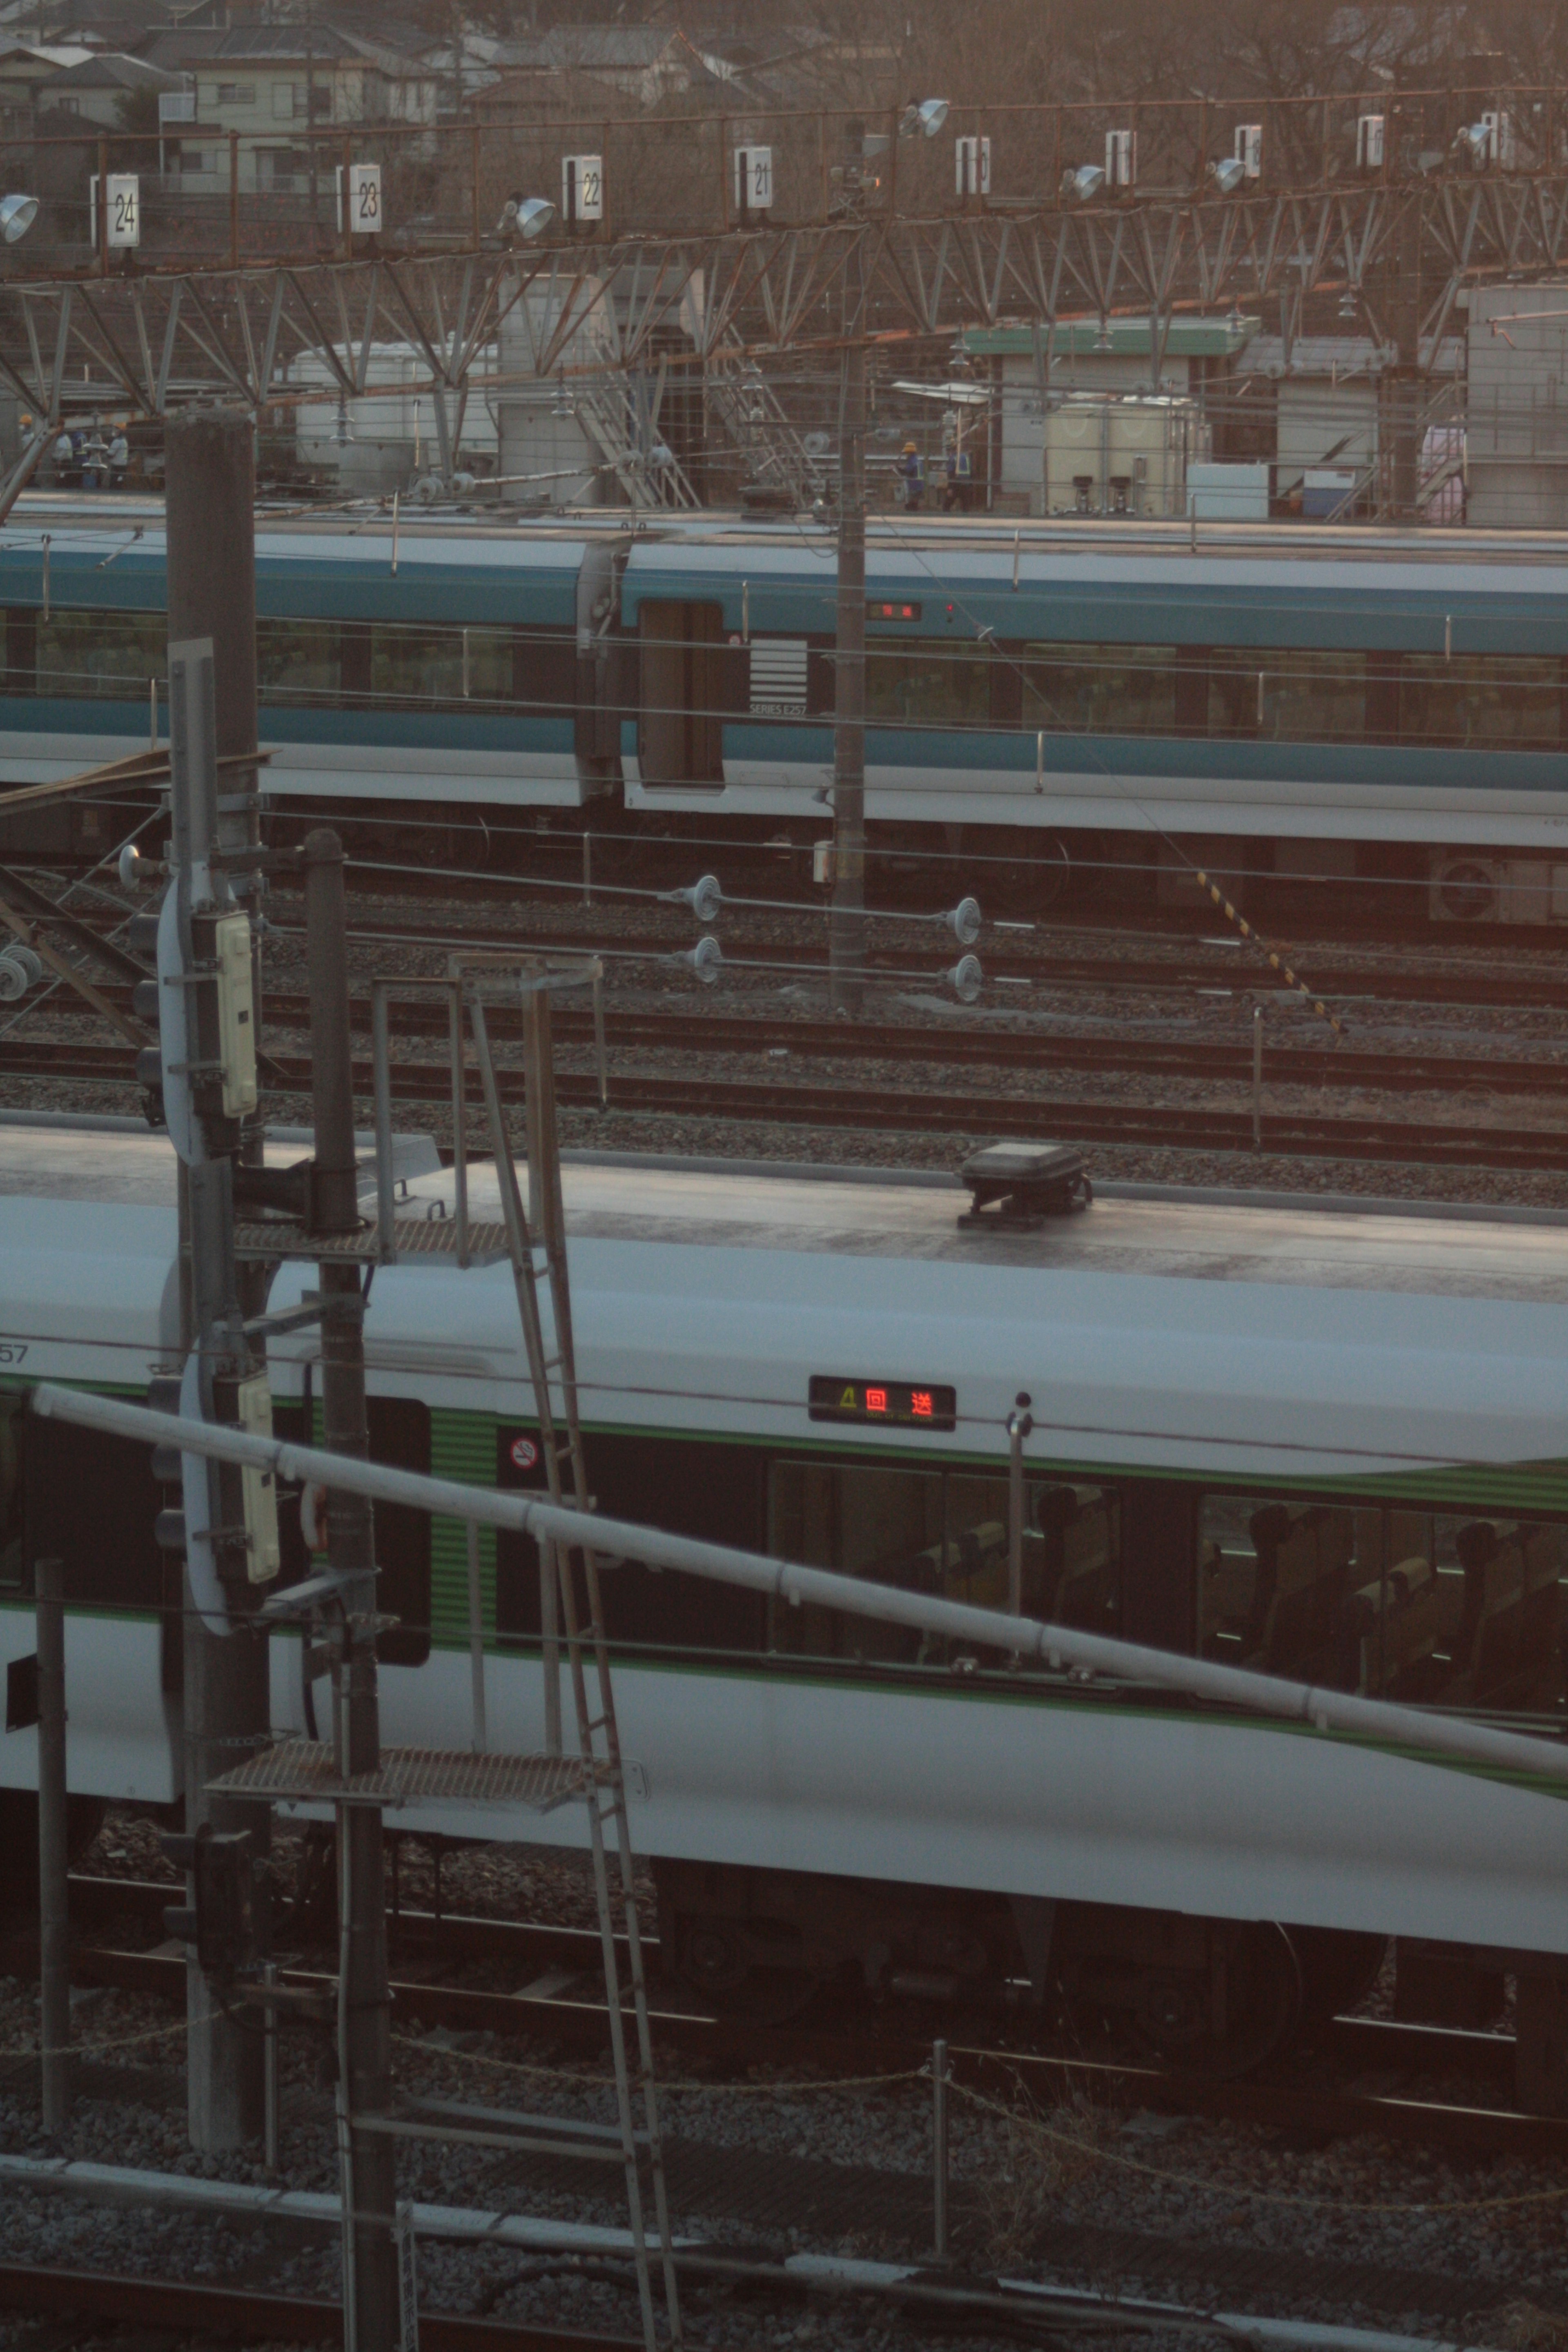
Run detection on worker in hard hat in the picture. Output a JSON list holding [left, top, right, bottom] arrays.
[[896, 439, 924, 510]]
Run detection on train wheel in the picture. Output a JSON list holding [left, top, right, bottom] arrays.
[[996, 833, 1070, 918], [1133, 1920, 1302, 2078], [675, 1913, 822, 2026], [1288, 1927, 1388, 2024]]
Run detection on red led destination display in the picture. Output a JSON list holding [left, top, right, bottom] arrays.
[[808, 1376, 956, 1432], [866, 600, 921, 621]]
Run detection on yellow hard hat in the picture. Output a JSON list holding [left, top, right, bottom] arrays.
[[903, 440, 917, 452]]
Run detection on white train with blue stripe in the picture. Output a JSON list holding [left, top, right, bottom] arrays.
[[3, 501, 1568, 921]]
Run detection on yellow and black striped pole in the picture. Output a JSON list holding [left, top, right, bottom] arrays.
[[1194, 871, 1347, 1039]]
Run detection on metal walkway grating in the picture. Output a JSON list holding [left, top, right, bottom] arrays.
[[232, 1218, 511, 1265], [207, 1739, 603, 1811]]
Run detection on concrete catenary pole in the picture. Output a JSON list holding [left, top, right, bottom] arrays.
[[829, 136, 869, 1016], [165, 407, 269, 2152], [303, 827, 399, 2351]]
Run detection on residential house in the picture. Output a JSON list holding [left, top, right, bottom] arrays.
[[0, 39, 98, 119], [137, 21, 436, 189], [36, 47, 184, 126]]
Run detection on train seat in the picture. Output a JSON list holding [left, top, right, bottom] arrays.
[[1343, 1556, 1441, 1696]]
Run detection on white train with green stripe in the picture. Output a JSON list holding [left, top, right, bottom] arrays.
[[3, 1111, 1567, 2099]]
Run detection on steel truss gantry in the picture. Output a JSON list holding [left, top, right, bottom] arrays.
[[0, 171, 1561, 505]]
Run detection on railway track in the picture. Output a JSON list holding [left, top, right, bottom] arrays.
[[0, 2261, 633, 2349], [18, 1878, 1555, 2165], [9, 1031, 1568, 1169], [45, 985, 1568, 1100]]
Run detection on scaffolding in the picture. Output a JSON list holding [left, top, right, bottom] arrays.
[[214, 952, 681, 2352]]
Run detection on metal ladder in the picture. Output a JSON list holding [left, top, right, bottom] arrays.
[[575, 375, 701, 509], [461, 958, 683, 2352], [705, 357, 826, 509]]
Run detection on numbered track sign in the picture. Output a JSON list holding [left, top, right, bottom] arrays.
[[107, 173, 139, 248], [342, 160, 381, 235], [562, 153, 603, 223], [733, 144, 772, 213], [90, 173, 140, 249], [955, 135, 990, 196]]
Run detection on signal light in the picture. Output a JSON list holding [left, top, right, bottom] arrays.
[[159, 1823, 255, 1980]]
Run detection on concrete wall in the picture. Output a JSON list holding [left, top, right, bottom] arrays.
[[1468, 283, 1568, 529]]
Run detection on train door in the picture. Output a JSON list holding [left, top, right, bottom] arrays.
[[574, 538, 628, 796], [638, 598, 731, 788]]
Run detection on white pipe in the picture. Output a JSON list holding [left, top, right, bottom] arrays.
[[31, 1383, 1568, 1789], [0, 2155, 1505, 2352]]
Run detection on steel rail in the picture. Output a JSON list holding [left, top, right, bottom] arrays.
[[59, 1869, 1522, 2096], [0, 1927, 1553, 2163], [0, 2259, 635, 2350], [27, 982, 1568, 1096], [158, 990, 1568, 1098], [7, 1033, 1568, 1166]]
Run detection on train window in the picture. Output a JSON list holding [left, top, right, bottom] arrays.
[[0, 1392, 22, 1590], [1399, 656, 1561, 748], [256, 619, 576, 715], [638, 600, 731, 785], [766, 1460, 1118, 1666], [1350, 1512, 1566, 1712], [372, 624, 512, 707], [35, 609, 165, 700], [22, 1408, 162, 1610], [1209, 650, 1367, 742], [493, 1428, 765, 1656], [1198, 1495, 1374, 1686], [1020, 643, 1176, 736], [2, 607, 35, 695], [258, 617, 342, 702], [1198, 1495, 1568, 1711], [866, 641, 994, 731]]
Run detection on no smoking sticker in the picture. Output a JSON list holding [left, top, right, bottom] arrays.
[[510, 1435, 539, 1473]]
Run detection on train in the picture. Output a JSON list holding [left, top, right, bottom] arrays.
[[3, 498, 1568, 922], [3, 1111, 1568, 2101]]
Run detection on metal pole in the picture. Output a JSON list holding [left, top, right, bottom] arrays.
[[931, 2037, 949, 2260], [466, 1518, 487, 1753], [582, 831, 592, 907], [830, 192, 866, 1016], [47, 1379, 1568, 1794], [36, 1552, 69, 2136], [165, 409, 268, 2157], [262, 1957, 278, 2170], [303, 827, 399, 2352], [1006, 1396, 1033, 1621], [1252, 1000, 1264, 1150]]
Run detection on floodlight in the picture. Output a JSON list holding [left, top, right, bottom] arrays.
[[1060, 164, 1105, 204], [900, 98, 949, 139], [1207, 156, 1246, 195], [0, 194, 38, 243], [496, 193, 555, 240]]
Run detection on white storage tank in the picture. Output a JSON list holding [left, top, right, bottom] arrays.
[[1043, 395, 1209, 518]]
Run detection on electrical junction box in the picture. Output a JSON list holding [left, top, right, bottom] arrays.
[[214, 911, 257, 1118], [236, 1372, 280, 1583]]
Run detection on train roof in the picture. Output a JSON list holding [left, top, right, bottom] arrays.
[[2, 1120, 1563, 1486], [7, 494, 1567, 648], [0, 510, 588, 624], [1, 1114, 1563, 1304]]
